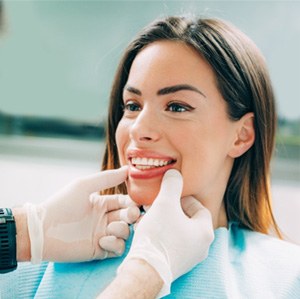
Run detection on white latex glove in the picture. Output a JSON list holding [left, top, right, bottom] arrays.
[[118, 169, 214, 298], [25, 166, 140, 263]]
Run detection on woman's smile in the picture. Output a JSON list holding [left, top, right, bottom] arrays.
[[127, 149, 177, 179]]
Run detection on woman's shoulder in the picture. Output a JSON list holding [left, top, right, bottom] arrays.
[[228, 222, 300, 268], [171, 224, 300, 298]]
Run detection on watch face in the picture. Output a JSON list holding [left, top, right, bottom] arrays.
[[0, 208, 17, 273]]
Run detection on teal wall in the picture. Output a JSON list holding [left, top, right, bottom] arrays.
[[1, 1, 300, 122]]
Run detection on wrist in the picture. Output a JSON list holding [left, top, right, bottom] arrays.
[[99, 258, 163, 299], [121, 238, 172, 296], [119, 258, 163, 286], [12, 206, 31, 262]]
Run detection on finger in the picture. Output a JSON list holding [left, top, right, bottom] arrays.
[[82, 166, 128, 194], [106, 221, 130, 240], [190, 201, 214, 241], [90, 194, 138, 211], [181, 196, 206, 218], [99, 236, 125, 256], [192, 204, 213, 223], [107, 206, 140, 224], [181, 196, 214, 246], [192, 207, 215, 245], [97, 249, 119, 260], [154, 169, 183, 207], [105, 194, 139, 211], [98, 250, 108, 260]]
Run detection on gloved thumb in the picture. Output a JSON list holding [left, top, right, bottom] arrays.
[[153, 169, 183, 209]]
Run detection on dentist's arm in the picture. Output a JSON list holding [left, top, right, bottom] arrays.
[[10, 167, 140, 264], [99, 258, 163, 299], [97, 170, 214, 299]]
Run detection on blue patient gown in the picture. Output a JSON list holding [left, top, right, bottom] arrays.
[[1, 223, 300, 298]]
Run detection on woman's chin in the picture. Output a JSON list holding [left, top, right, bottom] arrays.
[[129, 192, 156, 205], [127, 180, 160, 206], [127, 183, 160, 206]]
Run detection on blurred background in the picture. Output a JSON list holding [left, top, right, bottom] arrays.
[[0, 1, 299, 243]]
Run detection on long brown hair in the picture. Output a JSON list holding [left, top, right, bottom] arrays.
[[101, 16, 280, 236]]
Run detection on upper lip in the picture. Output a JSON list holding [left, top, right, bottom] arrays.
[[127, 149, 176, 163]]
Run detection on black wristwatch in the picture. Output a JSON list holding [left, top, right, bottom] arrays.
[[0, 208, 17, 273]]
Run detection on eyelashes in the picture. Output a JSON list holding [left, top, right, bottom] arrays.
[[123, 101, 141, 112], [166, 101, 195, 112], [122, 100, 195, 114]]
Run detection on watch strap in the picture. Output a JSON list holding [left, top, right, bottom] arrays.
[[0, 208, 17, 273]]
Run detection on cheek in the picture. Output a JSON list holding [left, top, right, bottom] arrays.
[[180, 154, 205, 196], [179, 130, 234, 199], [177, 133, 216, 196], [115, 121, 128, 165]]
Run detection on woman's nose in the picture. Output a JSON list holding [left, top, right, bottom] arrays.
[[129, 108, 161, 143]]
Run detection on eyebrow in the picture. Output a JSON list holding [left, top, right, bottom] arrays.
[[124, 84, 206, 98]]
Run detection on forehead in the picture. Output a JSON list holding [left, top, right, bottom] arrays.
[[127, 40, 216, 89]]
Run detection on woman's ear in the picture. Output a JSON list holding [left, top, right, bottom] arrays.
[[229, 112, 255, 158]]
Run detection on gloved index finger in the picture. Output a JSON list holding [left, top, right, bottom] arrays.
[[105, 194, 138, 211], [181, 196, 205, 218], [81, 166, 128, 194]]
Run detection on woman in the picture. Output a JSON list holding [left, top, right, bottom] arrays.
[[102, 16, 278, 235], [100, 15, 300, 298]]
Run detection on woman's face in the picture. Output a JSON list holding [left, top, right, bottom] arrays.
[[116, 41, 238, 222]]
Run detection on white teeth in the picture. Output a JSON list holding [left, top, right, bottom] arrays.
[[131, 157, 172, 168], [135, 165, 152, 170]]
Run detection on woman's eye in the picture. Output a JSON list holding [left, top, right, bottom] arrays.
[[123, 101, 141, 112], [166, 102, 194, 113]]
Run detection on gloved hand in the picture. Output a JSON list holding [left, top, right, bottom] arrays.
[[25, 166, 140, 263], [118, 169, 214, 297]]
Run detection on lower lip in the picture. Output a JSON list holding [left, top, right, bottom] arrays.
[[129, 163, 175, 179]]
